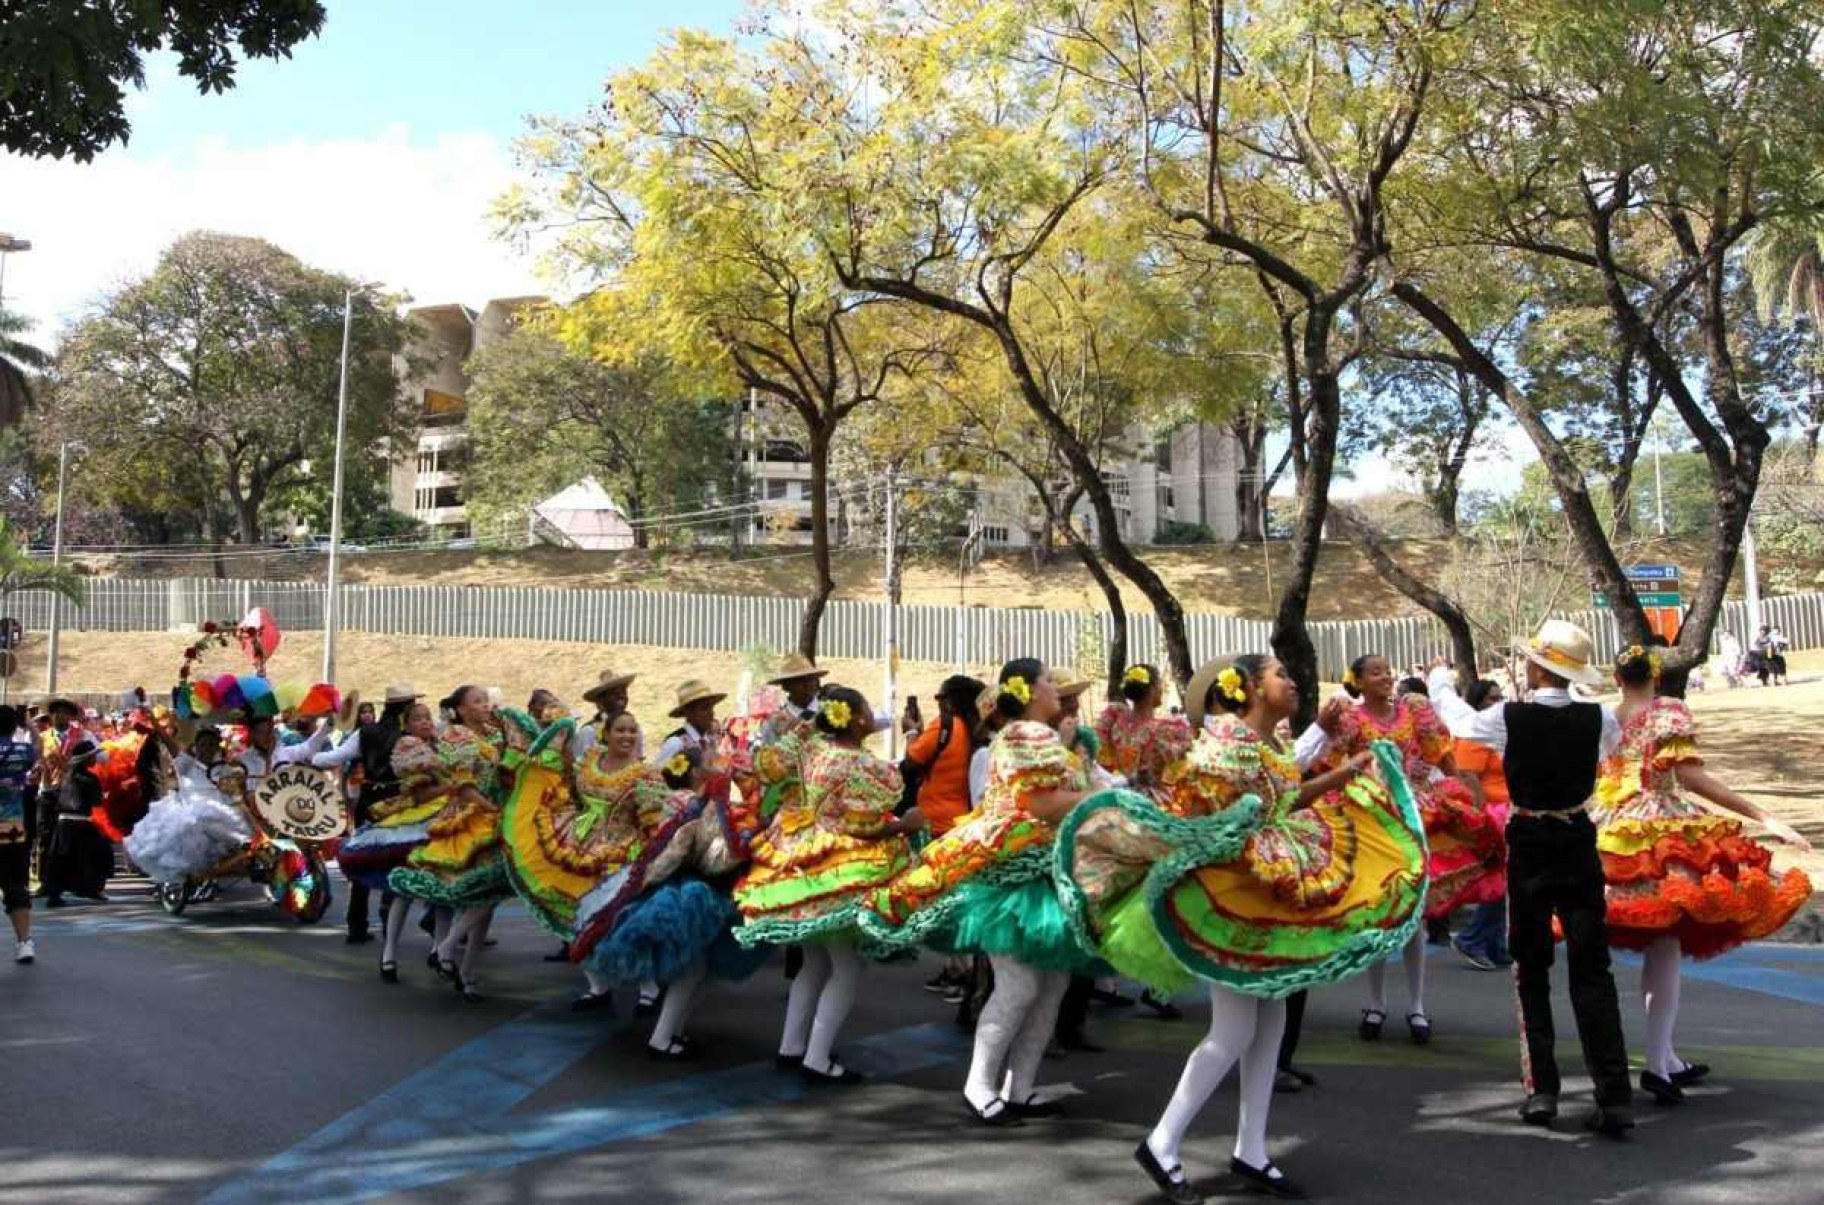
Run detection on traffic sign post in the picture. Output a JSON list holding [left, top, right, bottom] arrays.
[[1592, 568, 1684, 645]]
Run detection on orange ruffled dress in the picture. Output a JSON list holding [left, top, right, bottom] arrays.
[[1326, 698, 1504, 918], [1094, 705, 1193, 801], [1596, 698, 1810, 958]]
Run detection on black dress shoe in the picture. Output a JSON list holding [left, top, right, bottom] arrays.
[[964, 1096, 1025, 1128], [1670, 1062, 1711, 1087], [799, 1062, 866, 1086], [1229, 1157, 1307, 1200], [774, 1052, 804, 1070], [1583, 1104, 1635, 1137], [1055, 1031, 1107, 1054], [1133, 1141, 1202, 1205], [1005, 1094, 1065, 1119], [1282, 1064, 1318, 1086], [1273, 1069, 1304, 1094], [1639, 1071, 1685, 1105], [346, 931, 375, 946], [1519, 1092, 1558, 1126]]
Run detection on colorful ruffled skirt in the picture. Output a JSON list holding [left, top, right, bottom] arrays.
[[733, 826, 913, 949], [584, 877, 771, 986], [388, 796, 510, 907], [1599, 796, 1812, 958], [1055, 742, 1428, 999], [337, 796, 444, 890], [1415, 776, 1505, 918], [858, 811, 1100, 973]]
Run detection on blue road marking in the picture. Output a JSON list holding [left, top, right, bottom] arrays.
[[1615, 945, 1824, 1007], [199, 1017, 966, 1205]]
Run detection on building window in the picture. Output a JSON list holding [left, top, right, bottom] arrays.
[[983, 525, 1011, 545], [430, 486, 462, 511], [765, 479, 789, 501]]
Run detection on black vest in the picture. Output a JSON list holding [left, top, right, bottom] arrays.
[[1501, 702, 1602, 812]]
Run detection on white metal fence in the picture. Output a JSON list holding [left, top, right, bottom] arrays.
[[11, 578, 1824, 680]]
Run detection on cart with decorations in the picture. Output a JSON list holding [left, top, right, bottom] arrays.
[[124, 612, 348, 924]]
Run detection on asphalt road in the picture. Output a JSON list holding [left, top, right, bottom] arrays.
[[4, 879, 1821, 1205]]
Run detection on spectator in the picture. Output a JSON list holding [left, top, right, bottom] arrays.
[[0, 705, 39, 963], [1451, 680, 1513, 972]]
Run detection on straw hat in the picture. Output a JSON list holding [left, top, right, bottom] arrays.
[[768, 653, 829, 686], [1517, 620, 1604, 686], [383, 683, 421, 705], [1055, 675, 1094, 700], [582, 667, 638, 707], [669, 679, 728, 717], [1184, 657, 1241, 730]]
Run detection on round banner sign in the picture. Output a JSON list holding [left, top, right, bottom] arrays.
[[251, 764, 346, 843]]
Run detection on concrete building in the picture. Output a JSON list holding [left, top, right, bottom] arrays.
[[389, 296, 548, 538]]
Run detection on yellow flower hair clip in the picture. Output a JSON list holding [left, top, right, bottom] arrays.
[[665, 752, 692, 779], [1122, 666, 1152, 687], [822, 698, 853, 729], [1216, 666, 1247, 704], [1617, 644, 1662, 676], [1001, 676, 1032, 706]]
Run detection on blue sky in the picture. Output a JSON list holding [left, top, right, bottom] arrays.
[[123, 2, 748, 154], [0, 1, 748, 344]]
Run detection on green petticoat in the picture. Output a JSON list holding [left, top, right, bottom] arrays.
[[389, 857, 512, 909], [949, 877, 1104, 975]]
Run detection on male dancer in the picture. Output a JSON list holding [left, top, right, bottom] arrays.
[[1429, 621, 1634, 1136]]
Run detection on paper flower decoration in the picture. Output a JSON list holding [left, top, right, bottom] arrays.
[[1000, 676, 1032, 707], [822, 698, 854, 730], [1217, 666, 1248, 704], [1122, 666, 1152, 687]]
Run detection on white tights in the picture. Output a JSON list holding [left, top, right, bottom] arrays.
[[777, 942, 863, 1074], [1641, 936, 1684, 1079], [436, 905, 495, 985], [1366, 932, 1428, 1018], [1147, 987, 1286, 1172], [649, 961, 708, 1052], [963, 957, 1070, 1111], [380, 896, 413, 965]]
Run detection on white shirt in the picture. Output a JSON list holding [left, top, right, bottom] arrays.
[[1425, 668, 1621, 760], [967, 746, 992, 807], [237, 725, 332, 792], [655, 721, 716, 769]]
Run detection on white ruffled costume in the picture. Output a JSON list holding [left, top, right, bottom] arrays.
[[125, 761, 252, 885]]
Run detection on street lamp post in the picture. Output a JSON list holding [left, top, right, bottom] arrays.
[[45, 441, 69, 694], [0, 233, 32, 311], [322, 284, 378, 684]]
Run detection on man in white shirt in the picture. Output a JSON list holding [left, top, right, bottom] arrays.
[[654, 679, 727, 769], [756, 654, 827, 747], [1425, 622, 1633, 1137], [233, 714, 331, 796]]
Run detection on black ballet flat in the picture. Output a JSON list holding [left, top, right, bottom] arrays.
[[1283, 1064, 1318, 1086], [1273, 1069, 1304, 1094], [1406, 1012, 1432, 1046], [456, 979, 484, 1004], [648, 1040, 699, 1063], [378, 961, 398, 984], [964, 1097, 1025, 1128], [1670, 1061, 1711, 1087], [1005, 1094, 1066, 1119], [774, 1052, 804, 1070], [1228, 1157, 1307, 1200], [800, 1062, 866, 1086], [570, 991, 614, 1014], [1639, 1071, 1685, 1105], [1133, 1141, 1201, 1204], [1358, 1008, 1386, 1041]]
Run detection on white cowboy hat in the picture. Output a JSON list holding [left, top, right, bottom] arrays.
[[1518, 620, 1605, 686], [383, 683, 421, 705], [669, 679, 728, 718], [1055, 674, 1095, 700], [768, 653, 830, 686], [582, 668, 638, 707]]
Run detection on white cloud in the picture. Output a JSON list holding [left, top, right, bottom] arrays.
[[0, 126, 545, 343]]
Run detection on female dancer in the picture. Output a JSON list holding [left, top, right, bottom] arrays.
[[1057, 654, 1426, 1202], [1599, 645, 1812, 1102], [863, 659, 1094, 1124], [734, 685, 923, 1083], [388, 685, 512, 1002], [1306, 653, 1503, 1043], [349, 701, 446, 983], [1094, 664, 1192, 801]]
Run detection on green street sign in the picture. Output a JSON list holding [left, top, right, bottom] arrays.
[[1593, 591, 1682, 609]]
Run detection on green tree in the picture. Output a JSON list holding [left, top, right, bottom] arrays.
[[0, 1, 326, 160], [0, 308, 49, 428], [48, 231, 417, 547], [463, 325, 733, 549], [0, 518, 84, 608], [500, 35, 950, 657]]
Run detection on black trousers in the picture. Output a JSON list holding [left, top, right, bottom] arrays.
[[1056, 974, 1093, 1039], [345, 882, 393, 936], [1507, 814, 1631, 1107], [1277, 990, 1308, 1070]]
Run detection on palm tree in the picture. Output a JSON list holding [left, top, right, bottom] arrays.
[[0, 308, 50, 428], [0, 518, 84, 608], [1743, 221, 1824, 327]]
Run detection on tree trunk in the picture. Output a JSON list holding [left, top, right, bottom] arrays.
[[796, 423, 836, 659], [1063, 527, 1128, 697], [1230, 415, 1266, 542], [1269, 316, 1342, 731], [1330, 503, 1478, 687]]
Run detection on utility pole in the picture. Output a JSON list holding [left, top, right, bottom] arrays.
[[1653, 427, 1667, 536], [44, 441, 69, 694], [883, 464, 901, 758], [322, 288, 355, 683], [1743, 512, 1764, 638]]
